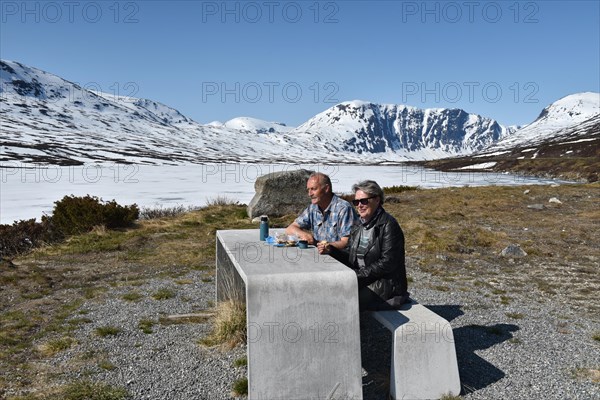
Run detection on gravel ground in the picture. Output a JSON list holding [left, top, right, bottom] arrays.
[[49, 272, 247, 399], [45, 260, 600, 399]]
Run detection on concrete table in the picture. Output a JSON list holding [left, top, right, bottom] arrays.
[[216, 229, 363, 400]]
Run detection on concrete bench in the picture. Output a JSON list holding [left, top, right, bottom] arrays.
[[216, 229, 363, 400], [370, 300, 461, 400]]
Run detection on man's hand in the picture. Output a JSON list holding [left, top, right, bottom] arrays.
[[286, 222, 315, 244], [317, 241, 330, 254], [300, 232, 316, 245]]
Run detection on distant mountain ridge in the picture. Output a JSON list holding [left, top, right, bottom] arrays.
[[292, 100, 513, 155], [1, 60, 598, 166]]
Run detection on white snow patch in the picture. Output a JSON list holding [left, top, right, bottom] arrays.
[[474, 150, 510, 158], [560, 138, 596, 145], [456, 162, 497, 170]]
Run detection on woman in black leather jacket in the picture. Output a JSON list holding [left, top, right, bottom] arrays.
[[319, 180, 410, 310]]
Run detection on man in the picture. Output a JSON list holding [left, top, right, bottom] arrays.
[[286, 172, 358, 250]]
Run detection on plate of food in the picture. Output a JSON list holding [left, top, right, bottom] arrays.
[[266, 233, 299, 247]]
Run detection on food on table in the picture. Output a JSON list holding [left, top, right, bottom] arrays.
[[275, 232, 288, 244]]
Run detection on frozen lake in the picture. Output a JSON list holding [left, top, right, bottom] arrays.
[[0, 163, 568, 224]]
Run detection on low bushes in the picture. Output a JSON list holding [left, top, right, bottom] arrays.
[[52, 195, 138, 235], [0, 217, 57, 257], [0, 195, 139, 258]]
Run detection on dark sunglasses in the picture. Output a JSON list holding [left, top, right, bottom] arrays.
[[352, 196, 376, 206]]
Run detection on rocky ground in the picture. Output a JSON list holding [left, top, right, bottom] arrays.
[[1, 183, 599, 399], [10, 257, 598, 400]]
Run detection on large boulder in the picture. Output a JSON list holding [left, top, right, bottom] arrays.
[[247, 169, 313, 218]]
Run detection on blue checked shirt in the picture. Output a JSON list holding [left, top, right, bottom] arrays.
[[294, 194, 358, 242]]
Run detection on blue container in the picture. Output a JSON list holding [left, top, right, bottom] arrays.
[[259, 216, 269, 241]]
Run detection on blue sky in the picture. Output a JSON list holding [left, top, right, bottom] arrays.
[[1, 0, 599, 127]]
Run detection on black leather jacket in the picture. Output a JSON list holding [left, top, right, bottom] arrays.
[[331, 208, 409, 308]]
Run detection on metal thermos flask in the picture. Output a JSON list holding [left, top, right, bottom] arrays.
[[259, 216, 269, 241]]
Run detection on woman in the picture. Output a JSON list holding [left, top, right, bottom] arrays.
[[318, 180, 409, 310]]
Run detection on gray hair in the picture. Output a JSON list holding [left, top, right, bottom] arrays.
[[352, 180, 384, 204], [309, 172, 332, 190]]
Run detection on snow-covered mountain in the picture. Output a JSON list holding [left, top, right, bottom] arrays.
[[220, 117, 293, 134], [0, 60, 313, 165], [1, 60, 598, 166], [419, 93, 599, 182], [484, 92, 599, 151], [291, 100, 513, 158]]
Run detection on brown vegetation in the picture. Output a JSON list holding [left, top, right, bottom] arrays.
[[1, 184, 598, 398]]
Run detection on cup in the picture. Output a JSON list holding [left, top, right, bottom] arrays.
[[298, 240, 308, 249]]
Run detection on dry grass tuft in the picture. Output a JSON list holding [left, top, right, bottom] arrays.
[[60, 380, 129, 400], [231, 377, 248, 396], [440, 393, 462, 400], [572, 368, 600, 384], [151, 288, 175, 300], [205, 196, 241, 207], [199, 300, 246, 350], [37, 336, 76, 357], [95, 326, 121, 337]]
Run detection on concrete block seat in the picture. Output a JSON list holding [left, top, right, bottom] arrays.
[[370, 300, 461, 400]]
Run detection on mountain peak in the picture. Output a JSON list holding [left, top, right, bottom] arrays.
[[489, 91, 600, 149], [1, 60, 598, 166], [293, 101, 510, 156], [534, 92, 599, 122], [223, 117, 293, 134]]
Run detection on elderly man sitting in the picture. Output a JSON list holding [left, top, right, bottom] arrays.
[[286, 172, 358, 250]]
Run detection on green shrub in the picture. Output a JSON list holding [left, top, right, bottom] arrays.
[[0, 217, 58, 257], [0, 196, 138, 257], [51, 195, 139, 236]]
